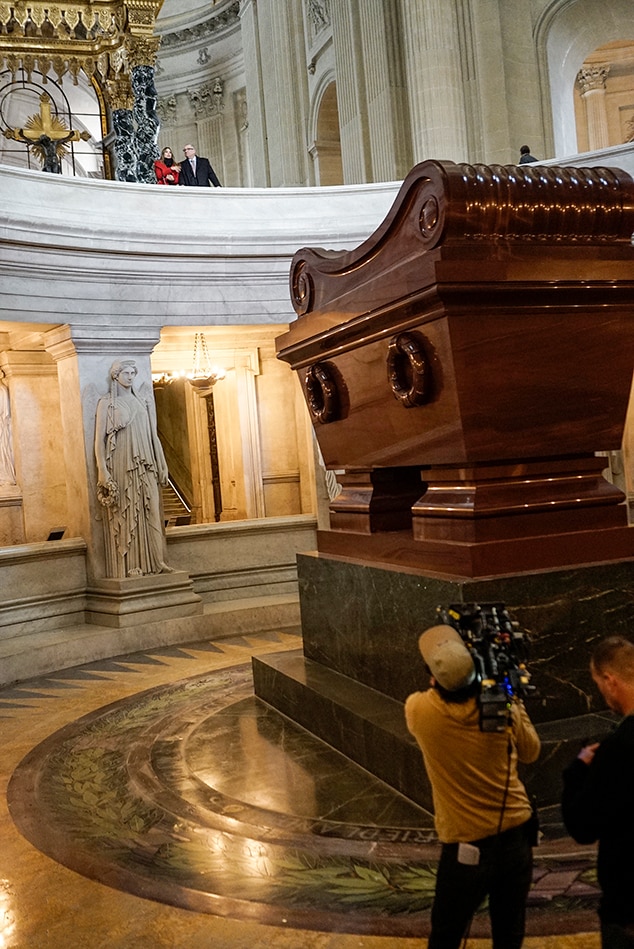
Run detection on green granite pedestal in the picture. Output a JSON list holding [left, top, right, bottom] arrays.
[[253, 553, 634, 809]]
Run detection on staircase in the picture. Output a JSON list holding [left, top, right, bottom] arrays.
[[162, 481, 192, 526]]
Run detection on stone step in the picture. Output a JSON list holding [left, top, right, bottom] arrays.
[[0, 593, 300, 687], [162, 484, 192, 526], [252, 649, 616, 811]]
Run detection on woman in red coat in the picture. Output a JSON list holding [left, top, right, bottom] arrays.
[[154, 147, 181, 185]]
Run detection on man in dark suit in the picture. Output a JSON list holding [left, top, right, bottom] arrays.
[[179, 144, 222, 187]]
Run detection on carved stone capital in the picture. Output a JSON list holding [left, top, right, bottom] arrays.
[[187, 78, 225, 119], [157, 95, 178, 126], [576, 64, 611, 95]]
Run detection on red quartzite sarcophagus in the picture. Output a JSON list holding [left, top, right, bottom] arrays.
[[276, 160, 634, 579]]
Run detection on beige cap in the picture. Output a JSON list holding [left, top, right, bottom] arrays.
[[418, 624, 476, 692]]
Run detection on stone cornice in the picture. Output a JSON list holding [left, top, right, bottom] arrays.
[[157, 2, 239, 50]]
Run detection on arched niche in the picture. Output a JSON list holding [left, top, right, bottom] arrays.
[[574, 39, 634, 151], [537, 0, 634, 157]]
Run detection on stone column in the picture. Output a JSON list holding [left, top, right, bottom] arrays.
[[358, 0, 412, 181], [239, 0, 307, 187], [260, 0, 308, 186], [44, 324, 201, 626], [239, 0, 271, 186], [577, 64, 611, 151], [106, 77, 137, 182], [188, 77, 225, 182], [329, 0, 372, 183], [400, 0, 469, 163]]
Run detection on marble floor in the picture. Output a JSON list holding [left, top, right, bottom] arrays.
[[0, 628, 601, 949]]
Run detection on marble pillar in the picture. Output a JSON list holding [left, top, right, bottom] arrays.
[[0, 369, 22, 545], [111, 108, 137, 182], [131, 65, 160, 184], [0, 374, 16, 487]]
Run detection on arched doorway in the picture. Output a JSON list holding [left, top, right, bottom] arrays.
[[312, 81, 342, 186]]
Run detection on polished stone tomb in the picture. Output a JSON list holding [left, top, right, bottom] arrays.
[[254, 160, 634, 808]]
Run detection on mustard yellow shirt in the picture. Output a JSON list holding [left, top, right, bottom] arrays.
[[405, 688, 540, 844]]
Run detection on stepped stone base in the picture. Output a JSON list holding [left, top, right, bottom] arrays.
[[85, 570, 203, 627], [252, 648, 616, 809], [253, 552, 634, 808]]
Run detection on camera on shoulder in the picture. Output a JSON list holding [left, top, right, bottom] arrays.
[[436, 602, 537, 733]]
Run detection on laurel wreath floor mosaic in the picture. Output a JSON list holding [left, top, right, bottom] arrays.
[[4, 632, 602, 943]]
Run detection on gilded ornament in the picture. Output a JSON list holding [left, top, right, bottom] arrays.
[[29, 7, 45, 28], [37, 54, 52, 80], [110, 44, 127, 74], [22, 53, 36, 82], [105, 75, 134, 111], [51, 53, 67, 81], [4, 52, 19, 78], [96, 50, 110, 78], [68, 57, 82, 84], [82, 55, 96, 78], [125, 34, 159, 68]]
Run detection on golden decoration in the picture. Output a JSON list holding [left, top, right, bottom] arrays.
[[0, 2, 165, 84], [2, 92, 91, 170], [104, 75, 134, 111]]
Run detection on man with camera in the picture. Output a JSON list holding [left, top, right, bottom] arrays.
[[561, 636, 634, 949], [405, 623, 541, 949]]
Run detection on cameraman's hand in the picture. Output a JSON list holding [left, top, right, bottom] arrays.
[[578, 742, 599, 765]]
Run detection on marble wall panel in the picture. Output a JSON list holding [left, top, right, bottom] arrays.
[[297, 553, 634, 725]]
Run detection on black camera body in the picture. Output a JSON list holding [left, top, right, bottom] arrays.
[[436, 602, 535, 732]]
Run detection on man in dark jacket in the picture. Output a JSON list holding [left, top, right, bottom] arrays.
[[179, 144, 222, 187], [518, 145, 538, 164], [561, 636, 634, 949]]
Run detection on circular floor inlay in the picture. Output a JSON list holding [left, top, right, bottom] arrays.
[[8, 662, 599, 936]]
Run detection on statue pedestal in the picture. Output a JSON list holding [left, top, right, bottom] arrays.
[[254, 553, 633, 808], [86, 570, 202, 628]]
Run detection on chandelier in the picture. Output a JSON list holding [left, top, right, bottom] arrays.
[[152, 333, 225, 392]]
